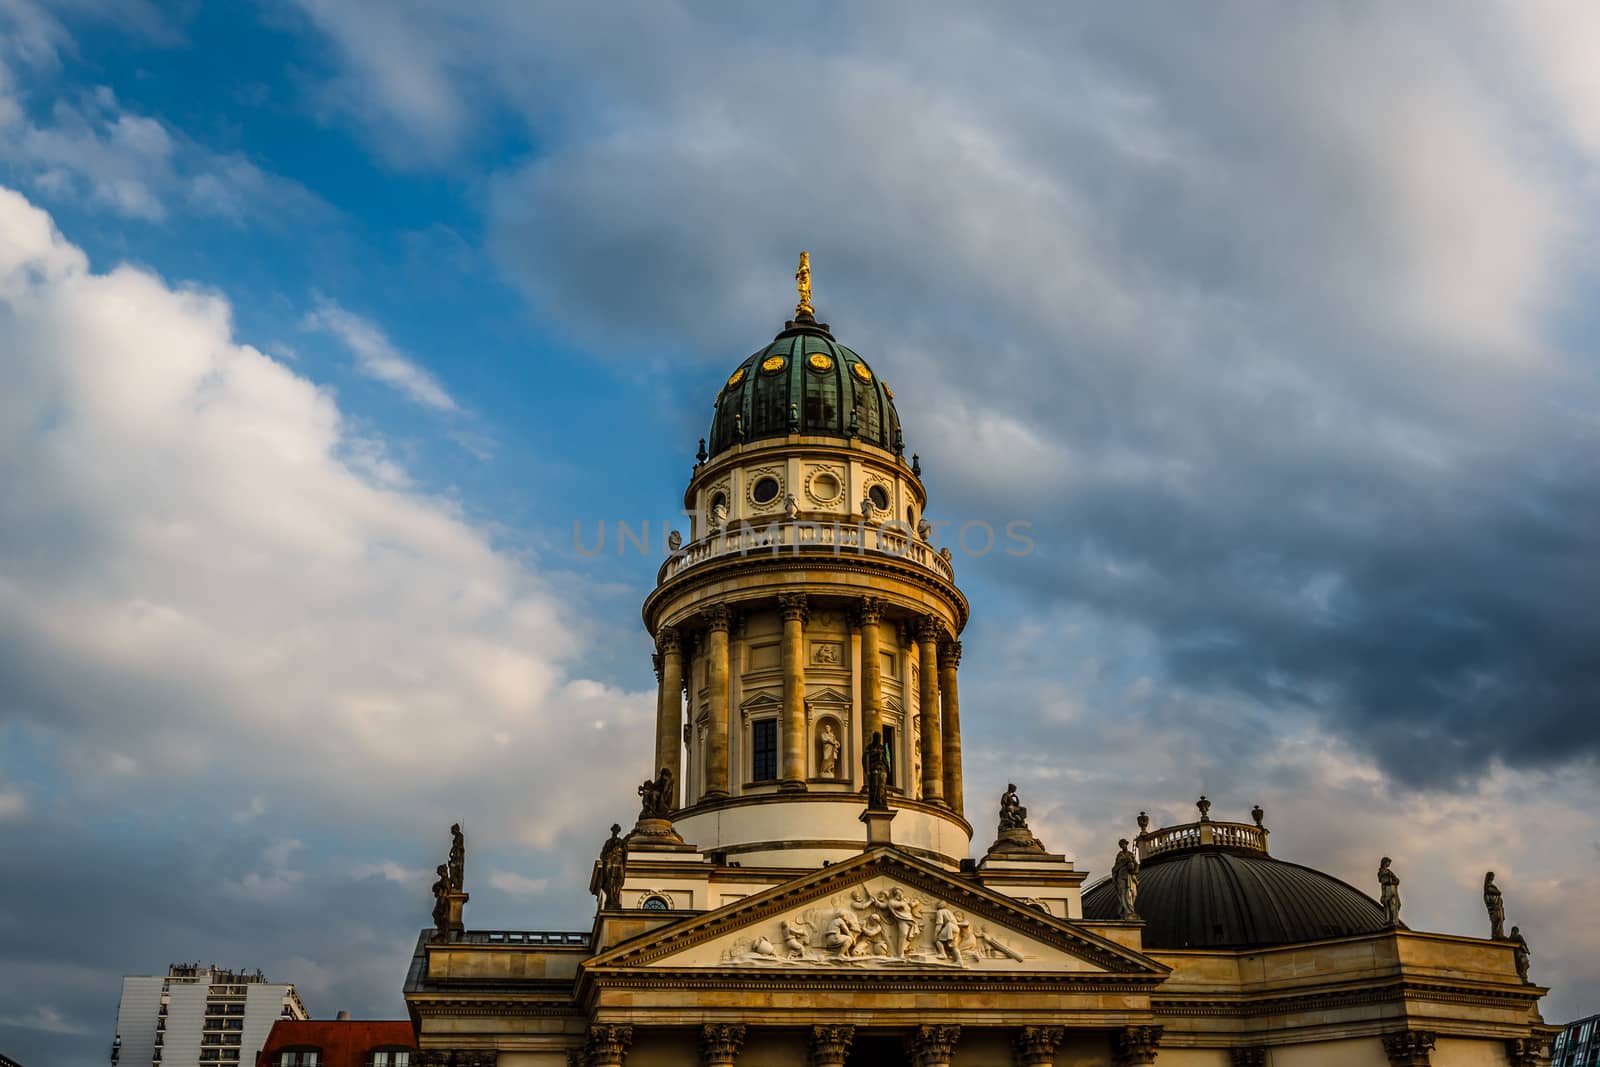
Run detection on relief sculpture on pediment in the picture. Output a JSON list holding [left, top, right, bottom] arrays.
[[718, 882, 1031, 968]]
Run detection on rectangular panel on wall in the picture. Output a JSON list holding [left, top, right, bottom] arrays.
[[749, 642, 780, 670]]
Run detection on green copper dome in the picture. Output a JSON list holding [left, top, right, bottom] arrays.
[[706, 316, 904, 461]]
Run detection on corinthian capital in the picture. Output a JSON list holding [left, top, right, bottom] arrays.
[[703, 604, 731, 633], [808, 1025, 855, 1067], [911, 1025, 961, 1067], [938, 639, 962, 669], [778, 592, 809, 623], [656, 626, 682, 655], [700, 1023, 746, 1065], [916, 615, 944, 643], [1014, 1026, 1065, 1066], [854, 596, 884, 626]]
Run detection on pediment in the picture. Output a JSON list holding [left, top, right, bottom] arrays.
[[739, 691, 782, 710], [806, 686, 850, 706], [586, 849, 1164, 977]]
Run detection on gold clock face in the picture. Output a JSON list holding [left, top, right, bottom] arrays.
[[726, 367, 745, 389], [807, 352, 834, 372], [761, 355, 786, 373], [851, 362, 873, 382]]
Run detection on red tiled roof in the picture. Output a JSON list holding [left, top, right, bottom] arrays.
[[256, 1020, 416, 1066]]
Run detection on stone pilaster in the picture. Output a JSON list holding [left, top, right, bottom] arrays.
[[808, 1025, 855, 1067], [1013, 1025, 1065, 1067], [938, 638, 963, 816], [584, 1024, 634, 1067], [1382, 1030, 1436, 1067], [857, 596, 885, 744], [700, 1023, 747, 1067], [654, 627, 683, 809], [703, 606, 732, 797], [916, 617, 944, 803], [1112, 1025, 1162, 1066], [1230, 1049, 1267, 1067], [779, 593, 809, 791], [910, 1024, 961, 1067]]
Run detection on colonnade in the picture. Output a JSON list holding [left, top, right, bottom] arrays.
[[651, 595, 965, 814], [574, 1022, 1163, 1066]]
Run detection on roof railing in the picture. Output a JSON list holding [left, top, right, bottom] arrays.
[[658, 518, 954, 584], [1135, 797, 1271, 860]]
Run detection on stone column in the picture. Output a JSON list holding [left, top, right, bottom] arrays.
[[700, 1024, 747, 1067], [916, 617, 944, 803], [654, 628, 683, 808], [779, 592, 809, 792], [583, 1024, 633, 1067], [704, 606, 731, 798], [1382, 1031, 1437, 1067], [1112, 1025, 1162, 1067], [939, 638, 963, 816], [808, 1025, 855, 1067], [857, 596, 885, 743], [910, 1024, 961, 1067], [1014, 1027, 1065, 1067]]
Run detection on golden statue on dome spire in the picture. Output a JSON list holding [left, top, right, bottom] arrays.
[[795, 251, 814, 317]]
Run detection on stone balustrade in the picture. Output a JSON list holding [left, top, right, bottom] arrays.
[[1138, 820, 1269, 860], [658, 519, 955, 584]]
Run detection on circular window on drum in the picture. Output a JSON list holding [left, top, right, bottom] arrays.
[[807, 469, 842, 505], [751, 476, 781, 505], [869, 485, 890, 511]]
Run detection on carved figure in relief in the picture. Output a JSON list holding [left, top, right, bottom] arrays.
[[710, 500, 728, 531], [824, 911, 860, 959], [782, 917, 811, 959], [932, 902, 965, 965], [818, 722, 840, 777], [1484, 871, 1506, 940], [1377, 857, 1402, 926], [813, 643, 839, 665], [1113, 839, 1141, 920], [784, 493, 799, 519], [667, 529, 683, 553]]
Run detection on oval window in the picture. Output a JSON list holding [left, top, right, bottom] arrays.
[[761, 355, 786, 373], [810, 472, 840, 502], [851, 362, 873, 382], [807, 352, 834, 372], [752, 477, 781, 504], [726, 367, 745, 389], [869, 485, 890, 511]]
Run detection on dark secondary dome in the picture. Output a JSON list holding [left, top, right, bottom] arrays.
[[705, 255, 903, 461], [1082, 803, 1391, 950]]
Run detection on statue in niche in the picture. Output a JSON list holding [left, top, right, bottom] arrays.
[[1509, 926, 1531, 981], [429, 863, 451, 942], [710, 500, 728, 531], [638, 767, 675, 820], [1377, 857, 1402, 926], [448, 823, 465, 892], [1113, 839, 1141, 920], [818, 722, 840, 777], [1484, 871, 1506, 939], [998, 783, 1029, 832], [598, 824, 626, 909], [863, 730, 890, 810]]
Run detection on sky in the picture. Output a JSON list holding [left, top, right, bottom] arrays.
[[2, 2, 1598, 1063]]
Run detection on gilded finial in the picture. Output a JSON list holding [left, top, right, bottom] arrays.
[[795, 251, 814, 318]]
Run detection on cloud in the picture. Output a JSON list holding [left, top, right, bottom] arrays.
[[0, 1004, 90, 1035], [303, 299, 459, 412], [0, 4, 325, 225], [487, 870, 550, 896]]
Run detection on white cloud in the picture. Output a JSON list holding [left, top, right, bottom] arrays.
[[350, 860, 427, 885], [0, 783, 23, 818], [0, 1004, 90, 1035], [303, 299, 459, 412], [487, 870, 549, 896], [0, 185, 650, 857]]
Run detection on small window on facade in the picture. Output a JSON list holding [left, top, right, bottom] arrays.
[[752, 477, 780, 505], [881, 724, 897, 786], [370, 1053, 412, 1067], [641, 894, 671, 911], [869, 485, 890, 511], [751, 719, 778, 782]]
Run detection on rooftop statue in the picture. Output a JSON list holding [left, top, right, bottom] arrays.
[[1484, 871, 1506, 940], [638, 768, 675, 820], [1509, 925, 1531, 981], [448, 822, 465, 892], [1378, 857, 1401, 927], [1114, 839, 1141, 920], [597, 823, 626, 910], [998, 783, 1029, 832], [795, 251, 814, 317], [429, 863, 451, 943], [863, 730, 890, 811]]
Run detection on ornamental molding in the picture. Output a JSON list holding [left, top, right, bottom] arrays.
[[1155, 976, 1545, 1019], [803, 464, 845, 506], [744, 465, 785, 512]]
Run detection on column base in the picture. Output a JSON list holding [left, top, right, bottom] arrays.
[[778, 778, 808, 793], [860, 808, 897, 846]]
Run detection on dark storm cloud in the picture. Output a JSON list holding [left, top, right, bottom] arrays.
[[449, 4, 1600, 784]]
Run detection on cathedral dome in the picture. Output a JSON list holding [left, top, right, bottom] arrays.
[[1081, 807, 1390, 950], [705, 315, 904, 461]]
